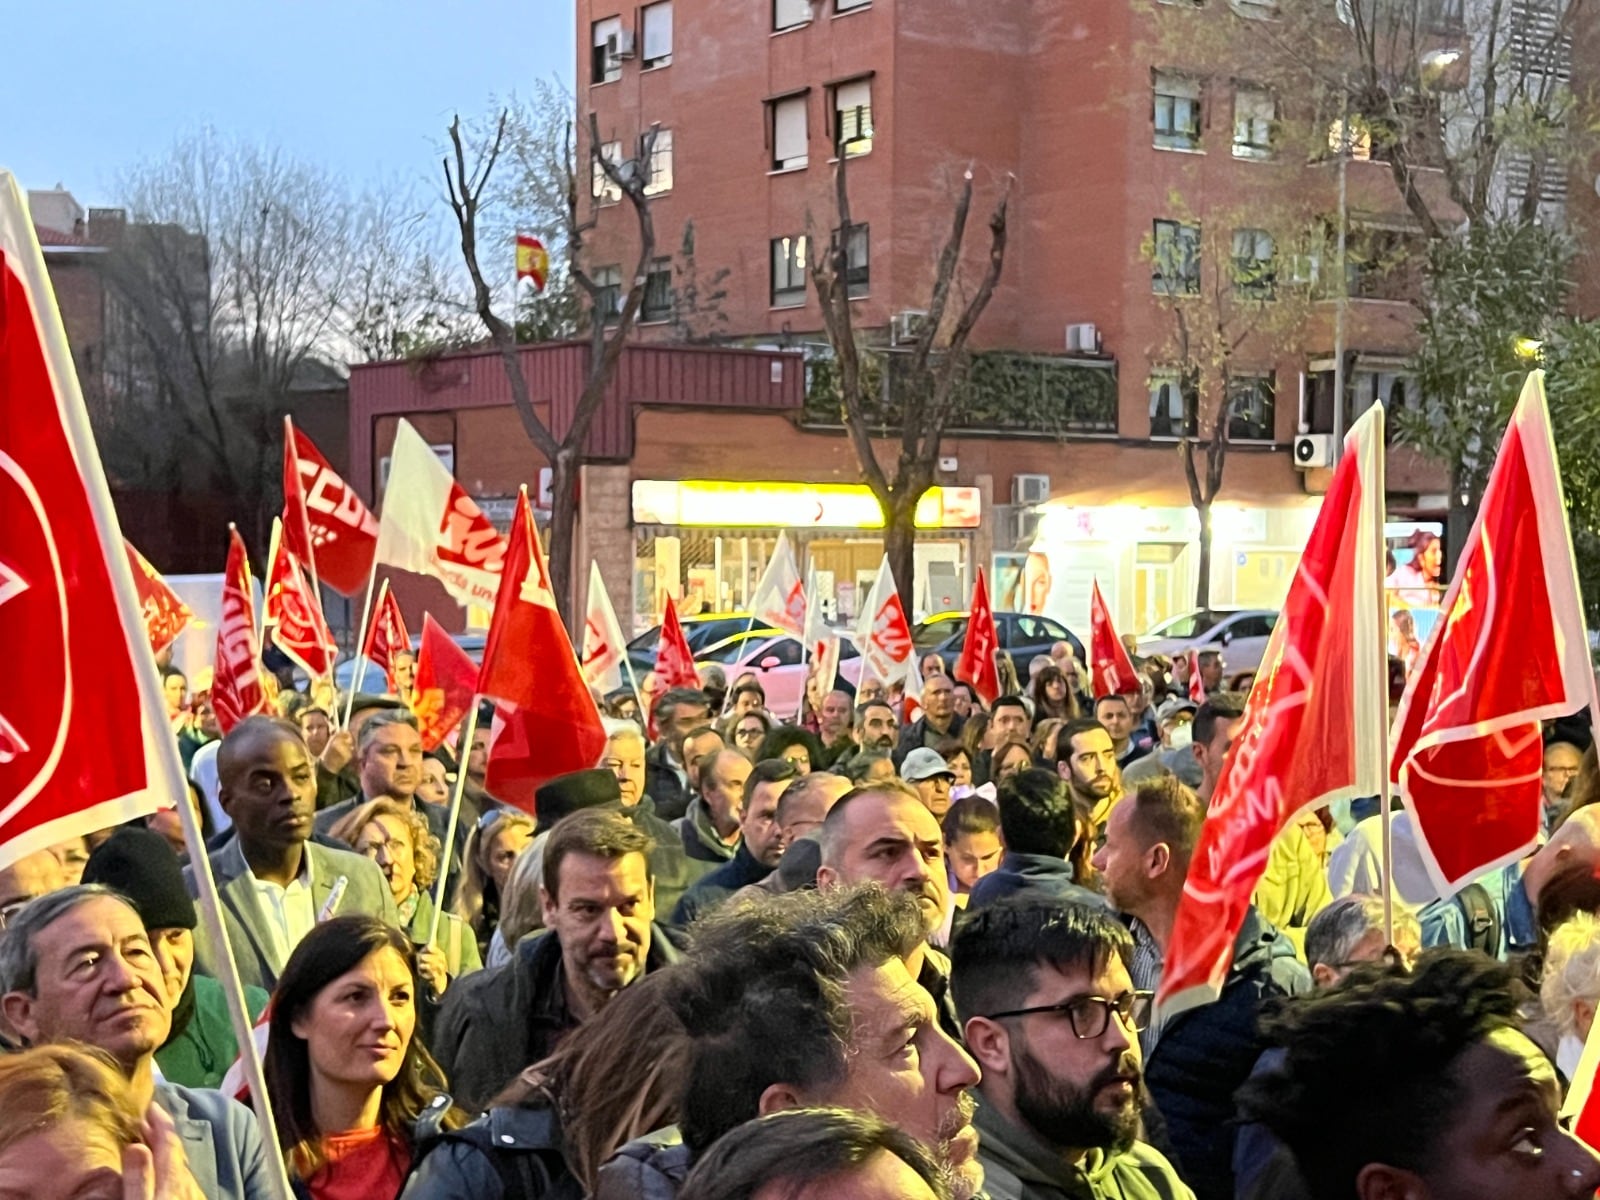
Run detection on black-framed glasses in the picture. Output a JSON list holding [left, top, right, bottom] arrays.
[[984, 990, 1154, 1039]]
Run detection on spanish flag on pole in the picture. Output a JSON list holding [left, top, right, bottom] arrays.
[[515, 233, 548, 292]]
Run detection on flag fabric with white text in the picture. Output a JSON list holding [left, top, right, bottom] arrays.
[[1089, 581, 1142, 698], [954, 568, 1002, 705], [478, 489, 607, 811], [125, 539, 193, 656], [212, 527, 269, 734], [582, 561, 631, 693], [413, 614, 478, 753], [1391, 371, 1593, 895], [283, 416, 378, 596], [361, 578, 412, 694], [0, 173, 175, 867], [263, 518, 338, 679], [750, 533, 807, 638], [1158, 405, 1389, 1021]]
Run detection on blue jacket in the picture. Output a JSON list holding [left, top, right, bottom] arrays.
[[1143, 906, 1311, 1200], [967, 852, 1105, 911], [400, 1104, 583, 1200], [671, 842, 771, 926], [154, 1081, 274, 1200]]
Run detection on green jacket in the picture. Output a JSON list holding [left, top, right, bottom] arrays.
[[975, 1098, 1196, 1200], [155, 974, 269, 1091]]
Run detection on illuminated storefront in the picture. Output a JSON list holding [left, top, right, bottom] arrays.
[[631, 480, 982, 630]]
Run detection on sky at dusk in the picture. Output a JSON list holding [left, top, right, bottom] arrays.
[[3, 1, 574, 207]]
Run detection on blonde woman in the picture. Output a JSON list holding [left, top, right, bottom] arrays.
[[451, 809, 535, 957], [1542, 911, 1600, 1079]]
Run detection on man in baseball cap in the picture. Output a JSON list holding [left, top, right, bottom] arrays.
[[901, 748, 958, 820]]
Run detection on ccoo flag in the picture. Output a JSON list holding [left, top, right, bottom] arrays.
[[211, 527, 269, 735], [1391, 371, 1593, 894], [1159, 405, 1389, 1020], [283, 416, 378, 596]]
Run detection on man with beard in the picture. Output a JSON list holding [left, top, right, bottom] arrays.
[[1054, 718, 1123, 833], [952, 897, 1193, 1200], [857, 700, 901, 753]]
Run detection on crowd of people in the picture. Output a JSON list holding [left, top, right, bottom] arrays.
[[4, 637, 1600, 1200]]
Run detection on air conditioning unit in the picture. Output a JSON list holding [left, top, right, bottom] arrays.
[[1012, 473, 1051, 505], [891, 309, 930, 346], [607, 28, 637, 60], [1065, 322, 1100, 354], [1293, 433, 1337, 469], [1010, 508, 1042, 546]]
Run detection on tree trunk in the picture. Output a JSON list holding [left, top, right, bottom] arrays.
[[548, 448, 581, 629], [1194, 500, 1214, 610], [883, 498, 919, 620]]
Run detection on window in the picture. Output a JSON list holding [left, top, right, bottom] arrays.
[[771, 234, 809, 308], [833, 78, 873, 157], [1231, 228, 1276, 299], [1227, 375, 1275, 441], [1148, 371, 1197, 438], [836, 0, 871, 9], [774, 0, 811, 30], [1232, 86, 1274, 159], [641, 2, 673, 67], [839, 223, 870, 297], [770, 94, 809, 171], [594, 265, 623, 323], [1229, 0, 1277, 16], [592, 16, 623, 84], [644, 129, 673, 196], [1153, 72, 1202, 150], [1152, 220, 1201, 295], [592, 141, 623, 204], [1327, 115, 1373, 161], [642, 259, 673, 322]]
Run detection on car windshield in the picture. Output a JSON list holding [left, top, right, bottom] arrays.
[[1146, 611, 1224, 639], [912, 618, 965, 650]]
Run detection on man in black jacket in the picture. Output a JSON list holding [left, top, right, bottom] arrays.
[[644, 688, 712, 820], [892, 674, 964, 767], [434, 808, 683, 1109], [967, 768, 1104, 910], [672, 758, 798, 926]]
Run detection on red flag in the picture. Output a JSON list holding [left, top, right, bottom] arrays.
[[954, 568, 1002, 704], [212, 527, 269, 735], [477, 489, 606, 811], [263, 518, 337, 679], [1089, 581, 1141, 697], [0, 176, 177, 865], [1391, 372, 1592, 894], [283, 417, 378, 596], [413, 614, 478, 752], [1188, 647, 1207, 704], [655, 602, 701, 692], [125, 540, 193, 656], [1157, 406, 1389, 1019], [361, 579, 412, 694]]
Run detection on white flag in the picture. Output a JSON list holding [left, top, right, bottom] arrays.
[[853, 556, 917, 691], [802, 563, 842, 720], [374, 420, 508, 610], [582, 562, 630, 692], [750, 533, 807, 637]]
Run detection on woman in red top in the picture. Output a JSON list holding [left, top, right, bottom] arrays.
[[266, 917, 465, 1200]]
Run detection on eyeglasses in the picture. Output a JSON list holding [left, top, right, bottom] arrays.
[[477, 808, 511, 833], [983, 990, 1154, 1039], [0, 897, 35, 930]]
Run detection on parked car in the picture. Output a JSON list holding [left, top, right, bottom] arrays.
[[912, 611, 1086, 674], [625, 612, 770, 677], [699, 633, 863, 718], [1136, 608, 1278, 689]]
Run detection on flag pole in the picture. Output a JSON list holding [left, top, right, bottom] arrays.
[[29, 268, 293, 1197], [1371, 406, 1396, 950], [343, 574, 381, 727], [428, 700, 481, 948]]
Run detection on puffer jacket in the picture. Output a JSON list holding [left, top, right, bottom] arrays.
[[400, 1104, 582, 1200], [593, 1126, 692, 1200], [1143, 906, 1310, 1200]]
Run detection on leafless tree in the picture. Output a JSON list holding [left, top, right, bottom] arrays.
[[809, 158, 1011, 616]]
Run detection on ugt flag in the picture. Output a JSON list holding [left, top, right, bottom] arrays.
[[1089, 580, 1141, 698], [581, 561, 631, 693], [361, 578, 412, 695], [750, 533, 806, 638], [1158, 405, 1389, 1020], [1392, 371, 1593, 894], [954, 568, 1001, 705], [0, 173, 177, 864], [854, 556, 916, 693], [212, 527, 268, 734], [263, 518, 337, 680]]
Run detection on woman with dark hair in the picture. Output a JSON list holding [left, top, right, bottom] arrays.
[[266, 916, 466, 1200], [990, 738, 1034, 784], [756, 726, 823, 775], [400, 970, 689, 1200], [1029, 664, 1076, 725], [936, 740, 974, 788], [721, 709, 772, 762]]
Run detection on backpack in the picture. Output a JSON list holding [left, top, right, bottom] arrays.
[[1419, 881, 1503, 958]]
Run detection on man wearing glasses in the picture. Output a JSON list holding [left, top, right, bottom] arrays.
[[950, 896, 1194, 1200]]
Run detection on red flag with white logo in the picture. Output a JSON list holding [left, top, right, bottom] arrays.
[[654, 602, 701, 692], [263, 518, 338, 680], [361, 578, 412, 694], [1089, 580, 1142, 698], [282, 416, 378, 596], [750, 533, 807, 638], [1188, 647, 1207, 704], [478, 489, 606, 811], [1158, 405, 1389, 1020], [1391, 372, 1593, 894], [582, 561, 630, 693], [125, 540, 193, 656], [212, 527, 269, 735], [955, 568, 1002, 704], [412, 614, 478, 752], [0, 173, 180, 865]]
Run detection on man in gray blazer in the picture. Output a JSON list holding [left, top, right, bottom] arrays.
[[187, 716, 399, 992], [0, 887, 273, 1200]]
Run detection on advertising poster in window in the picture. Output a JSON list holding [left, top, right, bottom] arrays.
[[1384, 521, 1444, 677]]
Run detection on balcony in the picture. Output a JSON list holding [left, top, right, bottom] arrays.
[[802, 349, 1119, 437]]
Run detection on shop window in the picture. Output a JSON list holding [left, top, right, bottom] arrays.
[[1152, 220, 1201, 295], [642, 258, 674, 322], [771, 234, 809, 308], [1154, 72, 1202, 150], [1227, 374, 1275, 441]]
